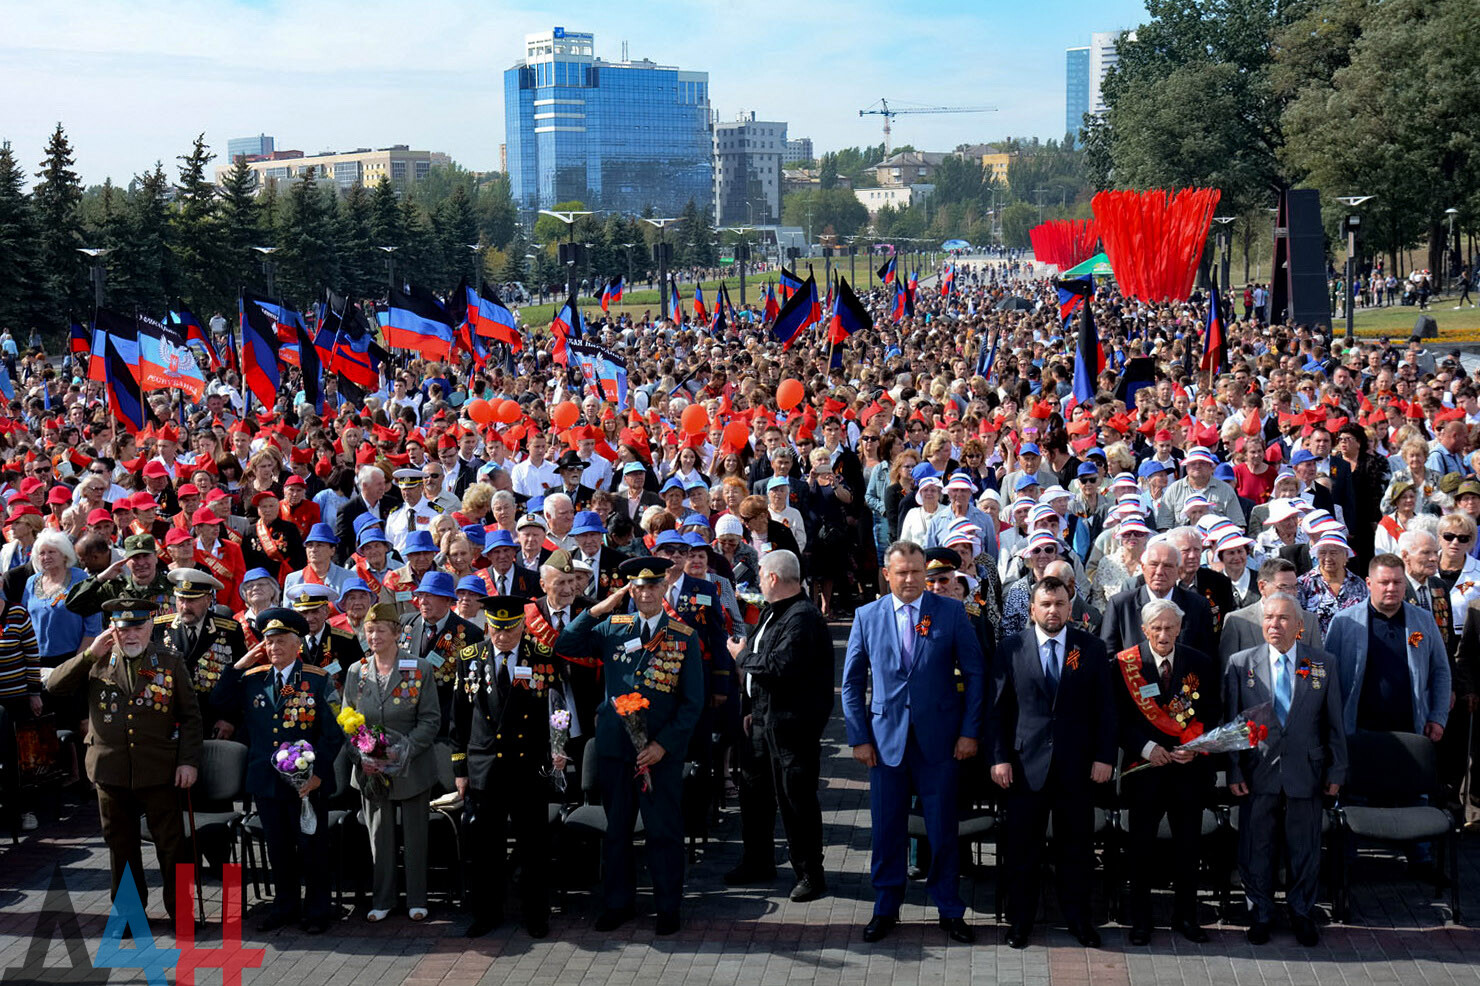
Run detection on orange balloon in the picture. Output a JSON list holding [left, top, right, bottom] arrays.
[[722, 421, 749, 449], [496, 399, 522, 424], [552, 401, 580, 430], [777, 378, 804, 411], [466, 399, 495, 425], [681, 404, 709, 436]]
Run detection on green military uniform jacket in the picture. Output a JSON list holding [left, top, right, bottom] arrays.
[[47, 643, 203, 789], [65, 570, 176, 620], [556, 609, 704, 762]]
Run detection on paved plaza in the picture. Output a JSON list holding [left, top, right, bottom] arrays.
[[3, 625, 1480, 985]]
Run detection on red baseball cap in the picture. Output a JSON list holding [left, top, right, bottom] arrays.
[[46, 486, 71, 505], [86, 508, 113, 526], [141, 461, 169, 480], [191, 506, 222, 526]]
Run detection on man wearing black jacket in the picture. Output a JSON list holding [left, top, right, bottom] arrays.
[[726, 549, 835, 903]]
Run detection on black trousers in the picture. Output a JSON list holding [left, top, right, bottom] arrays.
[[1002, 763, 1095, 931], [257, 791, 331, 920], [97, 783, 186, 919], [598, 754, 685, 914], [736, 719, 825, 879], [466, 763, 550, 921], [1122, 767, 1209, 926]]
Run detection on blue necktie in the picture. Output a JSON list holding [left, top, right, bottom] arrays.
[[1043, 639, 1060, 695], [899, 603, 915, 671], [1274, 652, 1292, 726]]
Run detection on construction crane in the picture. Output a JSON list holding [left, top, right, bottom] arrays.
[[859, 99, 997, 155]]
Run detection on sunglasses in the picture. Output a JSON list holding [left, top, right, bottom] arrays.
[[1442, 532, 1473, 543], [1030, 546, 1058, 556]]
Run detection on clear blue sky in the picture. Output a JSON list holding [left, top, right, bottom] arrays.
[[1, 0, 1150, 186]]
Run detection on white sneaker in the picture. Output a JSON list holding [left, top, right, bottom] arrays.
[[366, 909, 390, 923], [408, 908, 428, 922], [20, 812, 37, 832]]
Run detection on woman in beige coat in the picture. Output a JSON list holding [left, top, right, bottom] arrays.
[[341, 603, 441, 922]]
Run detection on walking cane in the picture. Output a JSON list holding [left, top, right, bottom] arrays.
[[187, 788, 205, 924], [1463, 711, 1477, 830]]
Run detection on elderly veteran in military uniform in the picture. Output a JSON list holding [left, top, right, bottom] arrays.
[[556, 557, 705, 936], [453, 595, 561, 940], [212, 608, 344, 934], [285, 582, 364, 689], [65, 533, 176, 619], [152, 568, 248, 740], [342, 602, 441, 924], [401, 570, 485, 734], [47, 598, 202, 924]]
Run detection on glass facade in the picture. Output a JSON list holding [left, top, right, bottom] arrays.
[[505, 29, 712, 218], [1065, 47, 1089, 145], [228, 134, 274, 161]]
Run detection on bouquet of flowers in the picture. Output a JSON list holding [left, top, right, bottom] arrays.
[[1122, 703, 1274, 777], [612, 691, 653, 792], [548, 691, 572, 793], [336, 705, 408, 801], [271, 740, 319, 834]]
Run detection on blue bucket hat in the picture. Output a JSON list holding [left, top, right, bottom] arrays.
[[304, 522, 339, 545], [413, 570, 457, 599], [403, 530, 438, 555], [460, 524, 487, 547], [485, 529, 516, 550], [242, 567, 276, 586], [766, 475, 791, 491], [660, 477, 686, 494], [357, 525, 391, 548], [570, 510, 606, 536], [681, 532, 710, 550], [456, 574, 488, 596], [654, 530, 688, 550], [1136, 460, 1168, 479], [337, 577, 374, 599]]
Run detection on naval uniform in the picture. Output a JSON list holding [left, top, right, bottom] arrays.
[[152, 612, 248, 734]]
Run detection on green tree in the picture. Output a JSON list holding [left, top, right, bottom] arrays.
[[782, 188, 869, 240], [396, 193, 439, 288], [172, 134, 227, 312], [533, 199, 590, 248], [335, 182, 379, 301], [369, 175, 403, 249], [0, 142, 44, 332], [999, 201, 1038, 249], [33, 124, 87, 329], [435, 184, 479, 289], [474, 172, 517, 249], [275, 169, 339, 304], [497, 228, 528, 284], [218, 159, 260, 301]]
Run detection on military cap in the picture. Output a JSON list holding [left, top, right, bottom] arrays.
[[392, 468, 427, 487], [103, 597, 158, 626], [289, 583, 335, 610], [258, 607, 309, 638], [543, 548, 576, 575], [364, 602, 402, 625], [482, 595, 530, 629], [619, 556, 672, 585], [924, 547, 961, 577], [168, 567, 224, 598], [122, 533, 158, 559]]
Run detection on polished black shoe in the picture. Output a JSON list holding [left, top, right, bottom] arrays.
[[593, 907, 635, 933], [789, 875, 826, 902], [655, 912, 680, 936], [1291, 914, 1320, 947], [939, 917, 975, 944], [299, 916, 330, 935], [1005, 925, 1031, 949], [723, 864, 777, 886], [1172, 918, 1209, 944], [1068, 923, 1102, 948], [1247, 921, 1271, 945], [1128, 925, 1152, 946], [255, 910, 297, 933], [862, 914, 898, 943], [525, 914, 550, 939]]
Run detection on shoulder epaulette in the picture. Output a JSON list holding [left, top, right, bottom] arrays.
[[667, 620, 695, 636], [328, 627, 354, 640], [244, 665, 270, 676], [154, 614, 175, 625], [211, 616, 240, 631], [610, 614, 635, 625], [460, 644, 481, 660], [301, 664, 328, 676]]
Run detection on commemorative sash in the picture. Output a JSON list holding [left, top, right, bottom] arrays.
[[353, 555, 385, 597], [255, 518, 290, 577], [526, 602, 598, 668], [194, 545, 233, 585], [1115, 645, 1200, 741]]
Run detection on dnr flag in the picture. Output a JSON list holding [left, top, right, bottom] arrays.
[[877, 257, 896, 285], [465, 281, 521, 349], [550, 292, 583, 366], [239, 291, 281, 412], [137, 312, 207, 401], [102, 326, 146, 436], [168, 307, 222, 371], [779, 267, 803, 301], [386, 283, 455, 360], [827, 277, 872, 345], [68, 318, 88, 355], [692, 283, 708, 322], [600, 277, 624, 313], [771, 274, 820, 351]]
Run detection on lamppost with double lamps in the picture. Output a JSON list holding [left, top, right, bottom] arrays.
[[377, 245, 399, 297], [1335, 195, 1375, 343], [251, 245, 279, 297], [640, 218, 681, 320], [723, 226, 754, 306], [76, 247, 110, 308], [538, 209, 593, 302]]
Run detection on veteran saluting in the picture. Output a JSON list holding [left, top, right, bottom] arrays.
[[556, 557, 704, 937], [47, 598, 202, 925]]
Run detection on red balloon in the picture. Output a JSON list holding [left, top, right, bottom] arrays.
[[466, 399, 495, 425], [681, 404, 709, 436], [722, 421, 749, 449], [496, 399, 522, 424], [552, 401, 580, 430], [777, 378, 804, 411]]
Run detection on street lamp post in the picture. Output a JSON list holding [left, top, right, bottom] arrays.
[[620, 242, 636, 297], [251, 245, 279, 297], [1336, 196, 1375, 343], [525, 254, 541, 305], [76, 247, 109, 308], [640, 218, 680, 321], [723, 226, 753, 306], [1445, 207, 1459, 292], [377, 245, 398, 296], [538, 209, 594, 304], [467, 243, 485, 295], [1212, 216, 1235, 290]]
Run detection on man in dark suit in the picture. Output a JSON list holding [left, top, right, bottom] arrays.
[[333, 465, 394, 563], [552, 450, 596, 510], [1399, 529, 1455, 653], [1221, 559, 1323, 662], [842, 541, 986, 945], [1225, 592, 1347, 947], [1168, 527, 1236, 638], [399, 571, 486, 732], [989, 576, 1116, 949], [570, 511, 624, 601], [1103, 540, 1216, 658], [483, 529, 542, 598], [728, 548, 835, 903], [153, 568, 248, 740], [1113, 598, 1221, 945]]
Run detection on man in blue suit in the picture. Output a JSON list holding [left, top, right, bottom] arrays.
[[1324, 553, 1450, 742], [842, 540, 986, 944], [989, 575, 1116, 949]]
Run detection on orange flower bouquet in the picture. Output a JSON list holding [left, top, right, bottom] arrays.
[[613, 691, 654, 791]]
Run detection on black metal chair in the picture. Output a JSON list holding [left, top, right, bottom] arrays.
[[143, 738, 247, 862], [561, 750, 644, 892], [1333, 730, 1461, 922]]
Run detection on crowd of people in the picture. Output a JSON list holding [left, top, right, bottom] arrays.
[[1, 254, 1475, 948]]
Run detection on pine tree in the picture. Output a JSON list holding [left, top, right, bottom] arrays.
[[0, 142, 44, 332], [276, 168, 339, 305], [111, 163, 175, 317], [336, 182, 378, 302], [496, 228, 528, 285], [32, 124, 87, 331], [172, 134, 227, 313], [369, 176, 403, 249], [435, 184, 479, 290], [398, 193, 439, 290], [218, 159, 260, 303]]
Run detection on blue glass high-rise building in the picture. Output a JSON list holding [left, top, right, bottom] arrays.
[[1064, 46, 1089, 145], [505, 28, 712, 218]]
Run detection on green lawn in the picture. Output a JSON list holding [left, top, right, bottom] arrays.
[[1348, 299, 1480, 341]]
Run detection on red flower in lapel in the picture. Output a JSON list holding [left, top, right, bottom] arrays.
[[1408, 631, 1424, 647]]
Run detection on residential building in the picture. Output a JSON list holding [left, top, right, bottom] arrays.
[[855, 184, 934, 218], [1088, 31, 1122, 117], [227, 134, 275, 162], [871, 151, 948, 187], [713, 112, 786, 225], [504, 27, 712, 217], [782, 168, 851, 194], [783, 137, 813, 165], [213, 145, 451, 190], [955, 144, 1016, 184], [1065, 46, 1089, 143]]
